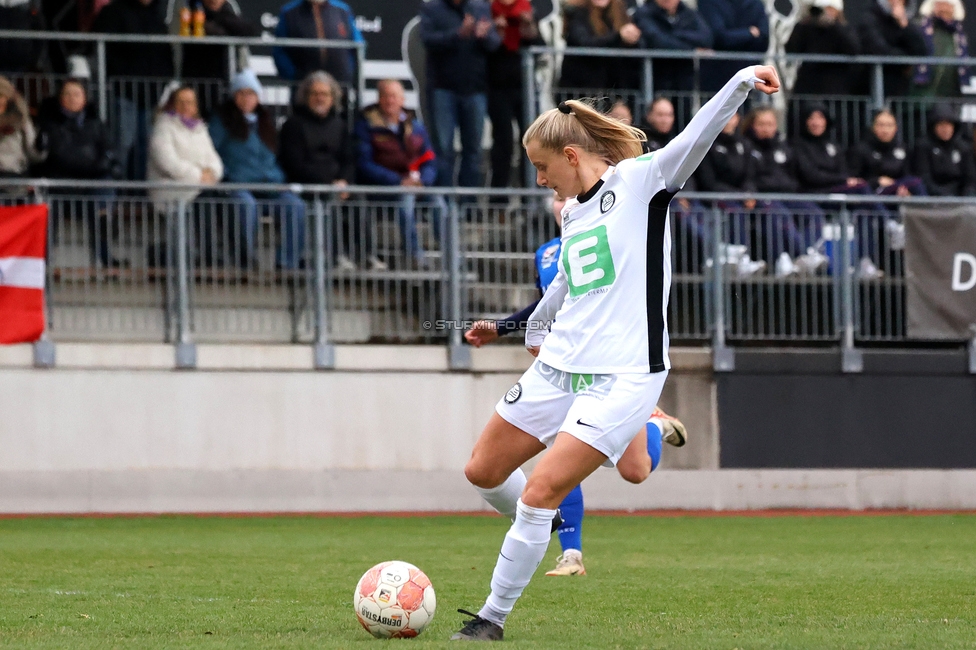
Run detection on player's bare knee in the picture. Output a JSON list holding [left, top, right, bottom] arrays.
[[617, 459, 651, 484], [464, 458, 504, 489], [521, 480, 561, 510]]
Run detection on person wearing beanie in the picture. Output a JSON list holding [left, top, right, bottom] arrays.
[[209, 70, 307, 270], [911, 0, 973, 98]]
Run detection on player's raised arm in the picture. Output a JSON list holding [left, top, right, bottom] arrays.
[[656, 65, 780, 194]]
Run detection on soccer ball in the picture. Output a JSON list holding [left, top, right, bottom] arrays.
[[353, 561, 436, 638]]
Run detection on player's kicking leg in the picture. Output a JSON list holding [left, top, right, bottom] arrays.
[[617, 407, 687, 484]]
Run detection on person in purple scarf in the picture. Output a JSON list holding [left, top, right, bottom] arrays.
[[911, 0, 974, 97]]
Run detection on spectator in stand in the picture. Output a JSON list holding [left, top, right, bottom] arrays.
[[859, 0, 926, 98], [36, 79, 121, 267], [279, 71, 380, 272], [356, 79, 442, 270], [913, 103, 976, 196], [0, 0, 46, 74], [91, 0, 174, 180], [420, 0, 501, 188], [183, 0, 262, 118], [697, 0, 769, 92], [0, 76, 44, 180], [559, 0, 642, 92], [911, 0, 973, 98], [488, 0, 541, 195], [786, 0, 863, 96], [640, 96, 675, 150], [607, 100, 633, 125], [209, 70, 307, 270], [273, 0, 363, 85], [848, 109, 925, 196], [794, 102, 886, 277], [743, 105, 825, 275], [634, 0, 712, 93], [148, 85, 226, 266]]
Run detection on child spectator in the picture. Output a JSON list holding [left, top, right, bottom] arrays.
[[355, 79, 441, 270], [209, 70, 306, 270], [635, 0, 712, 93], [273, 0, 363, 85], [420, 0, 500, 188], [912, 103, 976, 196], [559, 0, 642, 92], [911, 0, 973, 98]]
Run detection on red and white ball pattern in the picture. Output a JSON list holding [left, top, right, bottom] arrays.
[[353, 561, 436, 638]]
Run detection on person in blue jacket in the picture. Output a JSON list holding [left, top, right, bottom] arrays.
[[634, 0, 713, 92], [209, 70, 306, 270], [464, 192, 687, 577], [272, 0, 363, 85], [697, 0, 769, 92]]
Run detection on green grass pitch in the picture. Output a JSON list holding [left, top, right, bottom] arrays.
[[1, 514, 975, 648]]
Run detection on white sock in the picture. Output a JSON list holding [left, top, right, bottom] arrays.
[[473, 468, 526, 521], [478, 499, 555, 628]]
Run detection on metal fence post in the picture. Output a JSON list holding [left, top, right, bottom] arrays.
[[32, 184, 56, 368], [521, 49, 537, 190], [96, 40, 108, 123], [839, 202, 863, 372], [969, 329, 976, 375], [312, 196, 335, 369], [174, 199, 196, 369], [710, 206, 734, 371], [871, 63, 885, 110], [642, 57, 654, 108], [227, 43, 236, 79], [447, 197, 470, 370]]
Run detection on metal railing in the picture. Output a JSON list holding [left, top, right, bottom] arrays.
[[2, 179, 973, 370], [522, 47, 976, 185]]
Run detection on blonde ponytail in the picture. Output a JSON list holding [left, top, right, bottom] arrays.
[[522, 99, 645, 165]]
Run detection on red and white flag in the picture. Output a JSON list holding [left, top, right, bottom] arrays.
[[0, 205, 48, 344]]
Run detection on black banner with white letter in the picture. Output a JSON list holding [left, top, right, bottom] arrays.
[[905, 206, 976, 340]]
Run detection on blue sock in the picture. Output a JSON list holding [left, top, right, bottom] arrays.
[[646, 422, 662, 472], [556, 484, 584, 553]]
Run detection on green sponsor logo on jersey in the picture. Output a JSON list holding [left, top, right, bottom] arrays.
[[562, 225, 616, 297], [571, 373, 594, 393]]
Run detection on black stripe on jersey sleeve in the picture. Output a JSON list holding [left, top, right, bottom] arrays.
[[645, 189, 675, 373]]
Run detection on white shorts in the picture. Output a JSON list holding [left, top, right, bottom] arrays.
[[495, 360, 668, 466]]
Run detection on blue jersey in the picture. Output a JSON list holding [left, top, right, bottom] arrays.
[[535, 237, 562, 295]]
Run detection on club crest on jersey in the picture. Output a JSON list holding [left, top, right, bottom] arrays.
[[599, 191, 616, 213], [505, 382, 522, 403]]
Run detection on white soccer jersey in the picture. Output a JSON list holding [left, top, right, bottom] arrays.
[[525, 67, 762, 374]]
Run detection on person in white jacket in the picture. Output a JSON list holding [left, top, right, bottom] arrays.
[[149, 85, 223, 205], [148, 85, 225, 265]]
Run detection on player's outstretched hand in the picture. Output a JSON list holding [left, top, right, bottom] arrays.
[[753, 65, 780, 95], [464, 320, 499, 348]]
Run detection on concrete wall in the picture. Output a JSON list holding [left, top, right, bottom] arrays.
[[2, 343, 974, 512]]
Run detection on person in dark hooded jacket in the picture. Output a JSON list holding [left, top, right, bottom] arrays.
[[793, 102, 868, 193], [786, 0, 863, 96], [912, 103, 976, 196], [848, 109, 925, 195], [35, 79, 120, 267], [858, 0, 927, 97]]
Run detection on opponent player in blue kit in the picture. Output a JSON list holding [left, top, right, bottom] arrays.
[[464, 192, 688, 577]]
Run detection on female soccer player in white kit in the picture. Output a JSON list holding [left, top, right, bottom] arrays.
[[452, 65, 780, 641]]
